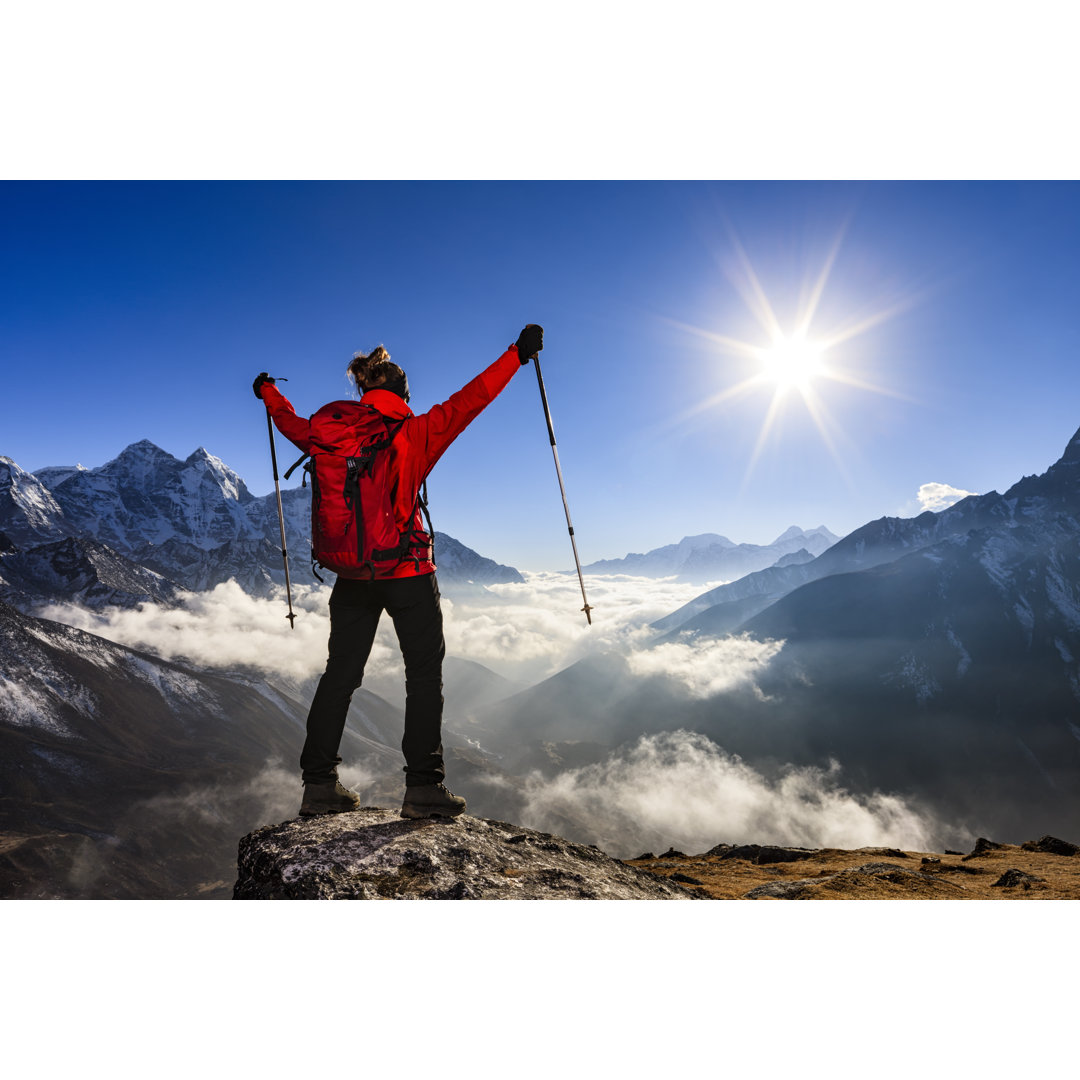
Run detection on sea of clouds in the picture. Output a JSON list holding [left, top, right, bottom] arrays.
[[42, 571, 730, 687], [41, 571, 959, 853], [508, 730, 953, 858]]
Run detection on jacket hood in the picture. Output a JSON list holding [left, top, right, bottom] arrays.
[[362, 388, 414, 419]]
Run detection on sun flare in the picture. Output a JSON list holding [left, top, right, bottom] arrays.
[[760, 334, 824, 390], [664, 223, 918, 489]]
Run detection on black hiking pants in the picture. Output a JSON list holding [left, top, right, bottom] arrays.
[[300, 572, 446, 788]]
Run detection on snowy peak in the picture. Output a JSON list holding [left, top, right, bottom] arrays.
[[3, 442, 523, 594], [31, 440, 263, 555], [0, 456, 69, 546], [772, 525, 838, 546], [585, 525, 838, 583], [182, 447, 252, 504], [99, 439, 179, 486], [33, 463, 88, 489]]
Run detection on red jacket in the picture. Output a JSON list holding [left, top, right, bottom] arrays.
[[261, 346, 524, 578]]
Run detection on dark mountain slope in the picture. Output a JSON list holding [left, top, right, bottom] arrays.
[[0, 535, 186, 610], [0, 602, 407, 897]]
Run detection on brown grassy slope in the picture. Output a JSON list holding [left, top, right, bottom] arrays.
[[624, 836, 1080, 900]]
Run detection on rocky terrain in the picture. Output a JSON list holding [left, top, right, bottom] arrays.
[[234, 811, 1080, 900], [234, 810, 700, 899], [627, 834, 1080, 899]]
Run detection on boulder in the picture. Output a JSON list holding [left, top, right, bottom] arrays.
[[963, 837, 1006, 859], [707, 843, 816, 864], [992, 869, 1047, 889], [1020, 835, 1080, 857], [233, 810, 702, 900]]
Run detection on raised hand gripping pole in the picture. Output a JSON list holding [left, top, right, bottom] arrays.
[[265, 397, 297, 629], [533, 353, 593, 625]]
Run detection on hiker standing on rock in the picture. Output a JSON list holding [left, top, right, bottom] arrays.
[[253, 325, 543, 820]]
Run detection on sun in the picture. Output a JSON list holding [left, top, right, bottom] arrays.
[[759, 333, 825, 390], [662, 222, 919, 488]]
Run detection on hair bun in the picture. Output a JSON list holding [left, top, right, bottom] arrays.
[[348, 345, 394, 391]]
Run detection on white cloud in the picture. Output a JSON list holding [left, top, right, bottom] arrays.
[[41, 581, 399, 685], [516, 730, 955, 859], [41, 571, 779, 710], [41, 572, 715, 688], [918, 482, 978, 513], [626, 635, 783, 698], [442, 571, 724, 684]]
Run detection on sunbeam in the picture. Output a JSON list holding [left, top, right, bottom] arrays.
[[669, 223, 919, 485]]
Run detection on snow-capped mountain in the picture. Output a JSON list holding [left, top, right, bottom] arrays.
[[42, 440, 263, 554], [654, 489, 1020, 634], [0, 440, 524, 599], [586, 526, 838, 583], [0, 456, 70, 547]]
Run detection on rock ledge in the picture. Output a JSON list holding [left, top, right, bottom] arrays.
[[233, 809, 701, 900]]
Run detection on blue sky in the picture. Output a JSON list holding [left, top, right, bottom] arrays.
[[4, 181, 1079, 569]]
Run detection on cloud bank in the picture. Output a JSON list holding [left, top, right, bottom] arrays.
[[918, 482, 978, 513], [42, 581, 398, 685], [627, 636, 783, 698], [513, 730, 955, 859], [43, 571, 726, 689]]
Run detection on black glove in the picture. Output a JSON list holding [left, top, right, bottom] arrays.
[[252, 372, 275, 400], [515, 324, 544, 364]]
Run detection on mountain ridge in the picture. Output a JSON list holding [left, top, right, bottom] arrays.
[[585, 525, 838, 583], [0, 441, 524, 600], [660, 422, 1080, 638]]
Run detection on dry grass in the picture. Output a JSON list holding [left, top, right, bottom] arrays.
[[625, 840, 1080, 900]]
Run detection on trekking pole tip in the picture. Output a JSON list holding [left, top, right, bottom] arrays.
[[287, 611, 296, 629], [582, 603, 593, 626]]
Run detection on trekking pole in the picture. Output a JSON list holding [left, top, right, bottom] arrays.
[[533, 353, 594, 625], [264, 389, 297, 629]]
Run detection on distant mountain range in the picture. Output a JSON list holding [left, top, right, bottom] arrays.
[[481, 424, 1080, 844], [584, 526, 839, 583], [0, 441, 523, 607]]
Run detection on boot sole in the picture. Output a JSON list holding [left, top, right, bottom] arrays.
[[399, 805, 466, 820]]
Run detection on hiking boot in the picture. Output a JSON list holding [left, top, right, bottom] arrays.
[[299, 779, 361, 817], [400, 783, 467, 820]]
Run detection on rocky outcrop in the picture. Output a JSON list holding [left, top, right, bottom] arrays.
[[964, 837, 1007, 859], [233, 810, 701, 900], [1020, 835, 1080, 856], [991, 868, 1047, 889], [705, 842, 817, 864]]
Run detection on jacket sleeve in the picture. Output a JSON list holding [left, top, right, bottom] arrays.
[[261, 383, 315, 453], [411, 347, 523, 475]]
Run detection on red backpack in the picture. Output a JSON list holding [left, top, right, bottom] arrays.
[[291, 401, 431, 580]]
